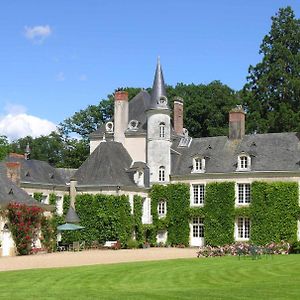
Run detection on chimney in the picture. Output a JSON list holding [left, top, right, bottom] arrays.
[[229, 105, 245, 140], [173, 97, 184, 135], [6, 162, 21, 186], [114, 90, 129, 144]]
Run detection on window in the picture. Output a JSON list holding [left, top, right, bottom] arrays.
[[192, 184, 205, 205], [192, 217, 204, 238], [159, 122, 165, 138], [158, 201, 166, 217], [237, 155, 251, 171], [237, 217, 250, 239], [238, 183, 251, 204], [158, 166, 165, 182], [192, 157, 205, 173]]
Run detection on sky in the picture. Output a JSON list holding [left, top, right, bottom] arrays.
[[0, 0, 299, 141]]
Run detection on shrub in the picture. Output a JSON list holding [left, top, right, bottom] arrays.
[[127, 239, 139, 249]]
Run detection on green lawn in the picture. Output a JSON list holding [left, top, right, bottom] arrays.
[[0, 255, 299, 299]]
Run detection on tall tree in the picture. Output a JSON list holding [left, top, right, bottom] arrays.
[[0, 136, 11, 161], [244, 6, 300, 133], [167, 81, 240, 137]]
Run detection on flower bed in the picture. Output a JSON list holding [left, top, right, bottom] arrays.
[[197, 241, 290, 258]]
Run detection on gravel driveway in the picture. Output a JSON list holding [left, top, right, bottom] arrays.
[[0, 248, 197, 272]]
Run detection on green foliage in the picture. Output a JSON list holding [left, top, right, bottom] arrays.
[[133, 195, 144, 243], [62, 194, 133, 246], [0, 135, 11, 161], [234, 206, 251, 217], [49, 193, 56, 206], [126, 239, 139, 249], [167, 81, 240, 138], [33, 192, 43, 202], [150, 184, 190, 246], [167, 184, 190, 246], [189, 207, 205, 218], [204, 182, 235, 246], [244, 6, 300, 133], [40, 216, 57, 252], [250, 181, 299, 245], [63, 195, 70, 215]]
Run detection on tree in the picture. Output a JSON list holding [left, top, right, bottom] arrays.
[[59, 87, 141, 139], [243, 6, 300, 133], [0, 135, 11, 161], [167, 81, 240, 137]]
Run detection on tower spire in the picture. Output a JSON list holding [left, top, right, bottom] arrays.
[[150, 57, 167, 109]]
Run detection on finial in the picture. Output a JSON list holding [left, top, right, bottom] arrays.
[[157, 56, 160, 64], [102, 132, 106, 142]]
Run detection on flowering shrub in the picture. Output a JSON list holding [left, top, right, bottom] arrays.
[[197, 241, 290, 258], [7, 203, 43, 255]]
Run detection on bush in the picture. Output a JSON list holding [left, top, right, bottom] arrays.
[[127, 239, 139, 249]]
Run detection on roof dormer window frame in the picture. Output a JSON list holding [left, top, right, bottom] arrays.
[[237, 153, 251, 172], [192, 156, 205, 173]]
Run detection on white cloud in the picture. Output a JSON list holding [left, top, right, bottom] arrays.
[[79, 74, 87, 81], [0, 104, 57, 141], [56, 71, 65, 81], [24, 25, 52, 43]]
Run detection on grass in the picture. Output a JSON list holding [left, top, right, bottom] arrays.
[[0, 255, 299, 299]]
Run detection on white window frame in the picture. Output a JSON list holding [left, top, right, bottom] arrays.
[[237, 183, 251, 205], [192, 217, 204, 238], [237, 154, 251, 171], [236, 217, 250, 241], [158, 201, 167, 218], [158, 166, 165, 182], [192, 157, 205, 173], [191, 184, 205, 206], [159, 122, 165, 138]]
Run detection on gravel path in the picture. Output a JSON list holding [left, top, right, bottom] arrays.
[[0, 248, 197, 272]]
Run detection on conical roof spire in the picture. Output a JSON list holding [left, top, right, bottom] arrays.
[[150, 57, 168, 109]]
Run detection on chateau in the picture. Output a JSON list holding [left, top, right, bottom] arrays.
[[1, 60, 300, 255]]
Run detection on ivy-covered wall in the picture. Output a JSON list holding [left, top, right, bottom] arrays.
[[63, 194, 132, 246], [204, 182, 235, 246], [250, 181, 299, 245], [150, 183, 190, 246]]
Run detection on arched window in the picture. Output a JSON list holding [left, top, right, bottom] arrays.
[[158, 166, 165, 182], [159, 122, 165, 138]]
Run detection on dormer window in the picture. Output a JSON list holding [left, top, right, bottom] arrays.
[[158, 96, 168, 106], [159, 122, 165, 138], [158, 166, 165, 182], [192, 156, 205, 173], [237, 154, 251, 171], [158, 201, 166, 218]]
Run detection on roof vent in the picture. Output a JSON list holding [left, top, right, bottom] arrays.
[[49, 173, 54, 179], [25, 171, 30, 177], [8, 188, 13, 195]]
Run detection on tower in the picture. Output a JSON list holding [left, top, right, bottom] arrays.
[[146, 59, 171, 184]]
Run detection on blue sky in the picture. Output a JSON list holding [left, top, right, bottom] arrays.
[[0, 0, 299, 140]]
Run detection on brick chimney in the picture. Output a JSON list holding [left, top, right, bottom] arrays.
[[6, 162, 21, 186], [114, 90, 129, 144], [229, 105, 245, 140], [173, 96, 184, 135]]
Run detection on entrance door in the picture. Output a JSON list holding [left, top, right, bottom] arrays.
[[190, 217, 204, 247], [2, 224, 12, 256]]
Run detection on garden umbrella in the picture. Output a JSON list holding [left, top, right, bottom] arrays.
[[57, 223, 85, 231]]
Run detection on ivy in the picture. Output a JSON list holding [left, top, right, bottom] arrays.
[[189, 207, 205, 218], [250, 181, 299, 245], [204, 182, 235, 246], [63, 195, 70, 215], [33, 192, 43, 202], [62, 194, 133, 247], [49, 193, 57, 206], [150, 184, 190, 246], [234, 206, 251, 217], [133, 195, 144, 243]]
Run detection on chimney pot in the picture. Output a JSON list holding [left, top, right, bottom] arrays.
[[114, 91, 128, 101]]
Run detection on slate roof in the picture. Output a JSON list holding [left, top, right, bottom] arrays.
[[56, 168, 77, 183], [0, 156, 66, 186], [172, 132, 300, 175], [0, 171, 50, 209], [74, 141, 136, 187], [90, 90, 151, 139]]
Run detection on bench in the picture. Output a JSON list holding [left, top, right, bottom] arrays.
[[103, 240, 121, 250]]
